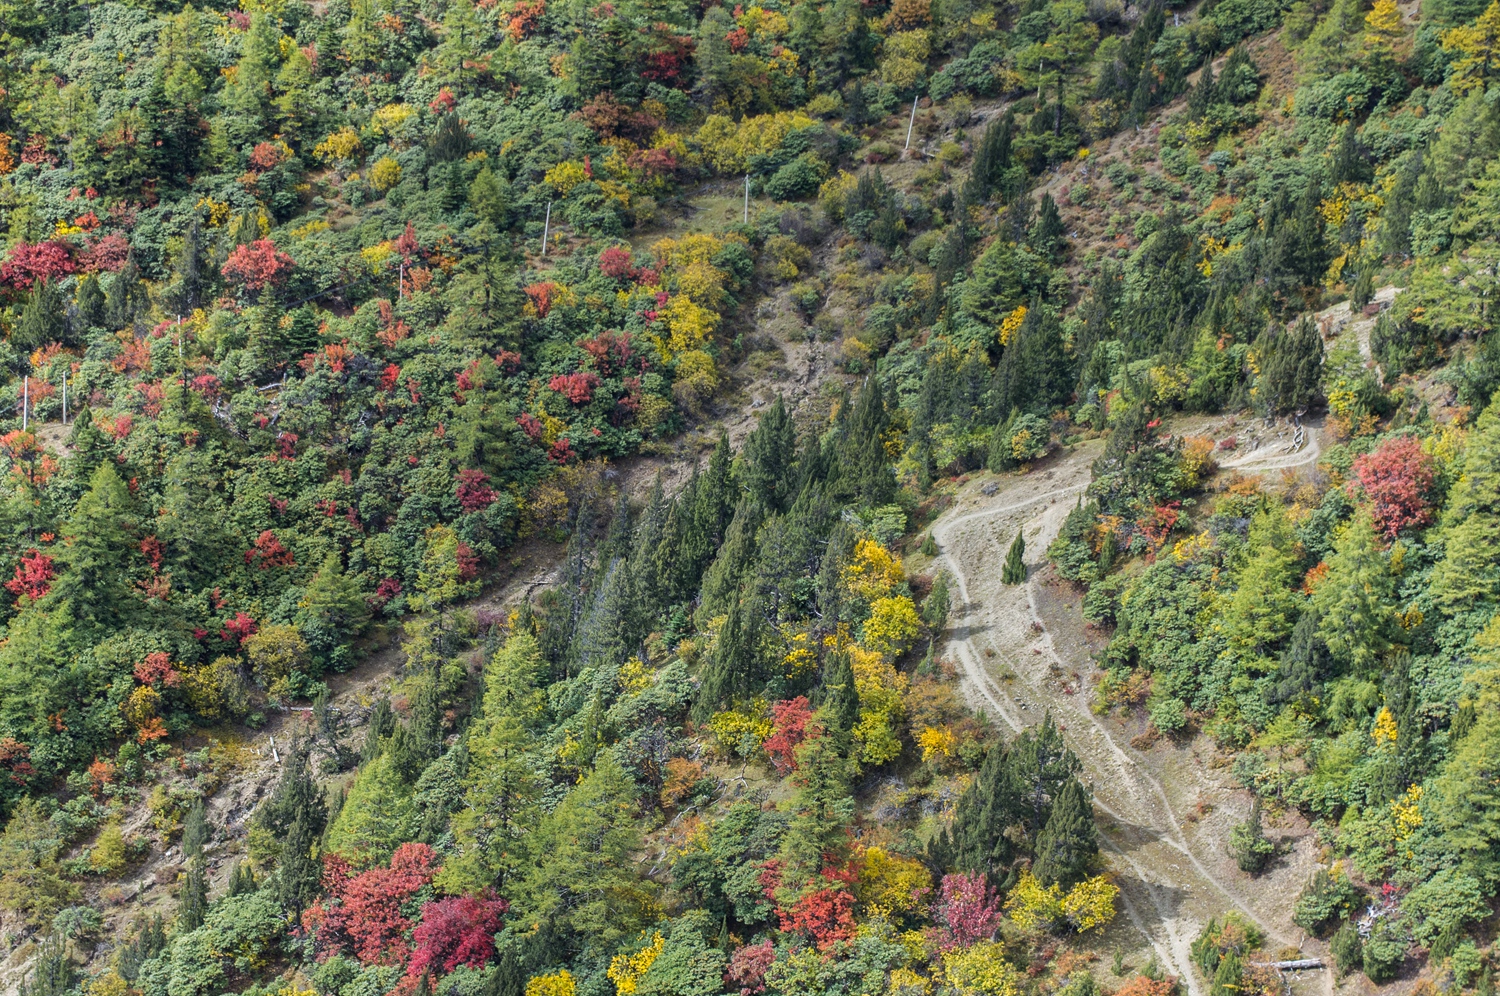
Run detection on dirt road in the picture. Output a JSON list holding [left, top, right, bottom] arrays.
[[930, 432, 1328, 996]]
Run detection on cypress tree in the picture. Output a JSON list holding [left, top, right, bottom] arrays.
[[488, 948, 526, 996], [178, 856, 208, 932], [1031, 776, 1098, 887], [743, 396, 797, 512], [74, 273, 106, 334], [227, 861, 256, 897], [1030, 193, 1064, 260], [16, 278, 64, 351], [1331, 921, 1362, 977], [1211, 950, 1244, 996], [182, 799, 208, 859], [1188, 57, 1216, 121], [1228, 797, 1274, 873], [277, 804, 322, 913], [1002, 530, 1027, 585]]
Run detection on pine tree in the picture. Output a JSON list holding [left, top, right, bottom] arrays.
[[843, 379, 895, 507], [489, 948, 526, 996], [923, 572, 951, 629], [1311, 513, 1394, 675], [1011, 713, 1081, 842], [1002, 530, 1027, 585], [1253, 314, 1324, 416], [53, 463, 141, 631], [1031, 777, 1098, 887], [696, 500, 764, 623], [969, 112, 1014, 201], [952, 741, 1026, 875], [440, 633, 546, 893], [73, 274, 105, 335]]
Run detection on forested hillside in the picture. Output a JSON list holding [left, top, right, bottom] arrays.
[[0, 0, 1499, 990]]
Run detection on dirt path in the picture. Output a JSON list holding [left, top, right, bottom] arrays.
[[930, 436, 1328, 996]]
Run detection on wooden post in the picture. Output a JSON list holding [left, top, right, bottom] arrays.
[[541, 202, 552, 258], [904, 94, 919, 152]]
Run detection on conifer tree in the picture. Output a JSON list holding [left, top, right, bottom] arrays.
[[1189, 57, 1216, 121], [16, 279, 63, 351], [227, 861, 256, 897], [182, 799, 208, 859], [1228, 797, 1274, 873], [742, 396, 797, 512], [692, 599, 762, 722], [277, 804, 322, 913], [1032, 777, 1098, 887], [1331, 921, 1363, 976], [1003, 531, 1027, 585], [177, 851, 208, 930], [1030, 193, 1064, 260], [1211, 950, 1244, 996]]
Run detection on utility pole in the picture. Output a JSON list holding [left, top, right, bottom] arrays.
[[904, 94, 919, 152], [540, 202, 552, 258]]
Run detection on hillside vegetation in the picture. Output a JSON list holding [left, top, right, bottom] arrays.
[[0, 0, 1499, 991]]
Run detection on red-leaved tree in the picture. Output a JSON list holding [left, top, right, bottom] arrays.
[[222, 239, 296, 293], [549, 371, 600, 405], [0, 241, 75, 289], [725, 940, 774, 995], [406, 893, 509, 977], [598, 246, 638, 280], [762, 697, 816, 775], [305, 842, 439, 966], [456, 469, 499, 513], [134, 651, 181, 688], [5, 550, 55, 604], [245, 530, 295, 568], [930, 871, 1001, 950], [1349, 435, 1436, 539]]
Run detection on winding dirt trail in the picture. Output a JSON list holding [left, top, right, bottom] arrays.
[[930, 432, 1328, 996]]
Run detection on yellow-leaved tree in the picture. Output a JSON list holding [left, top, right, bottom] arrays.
[[1442, 0, 1500, 93]]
